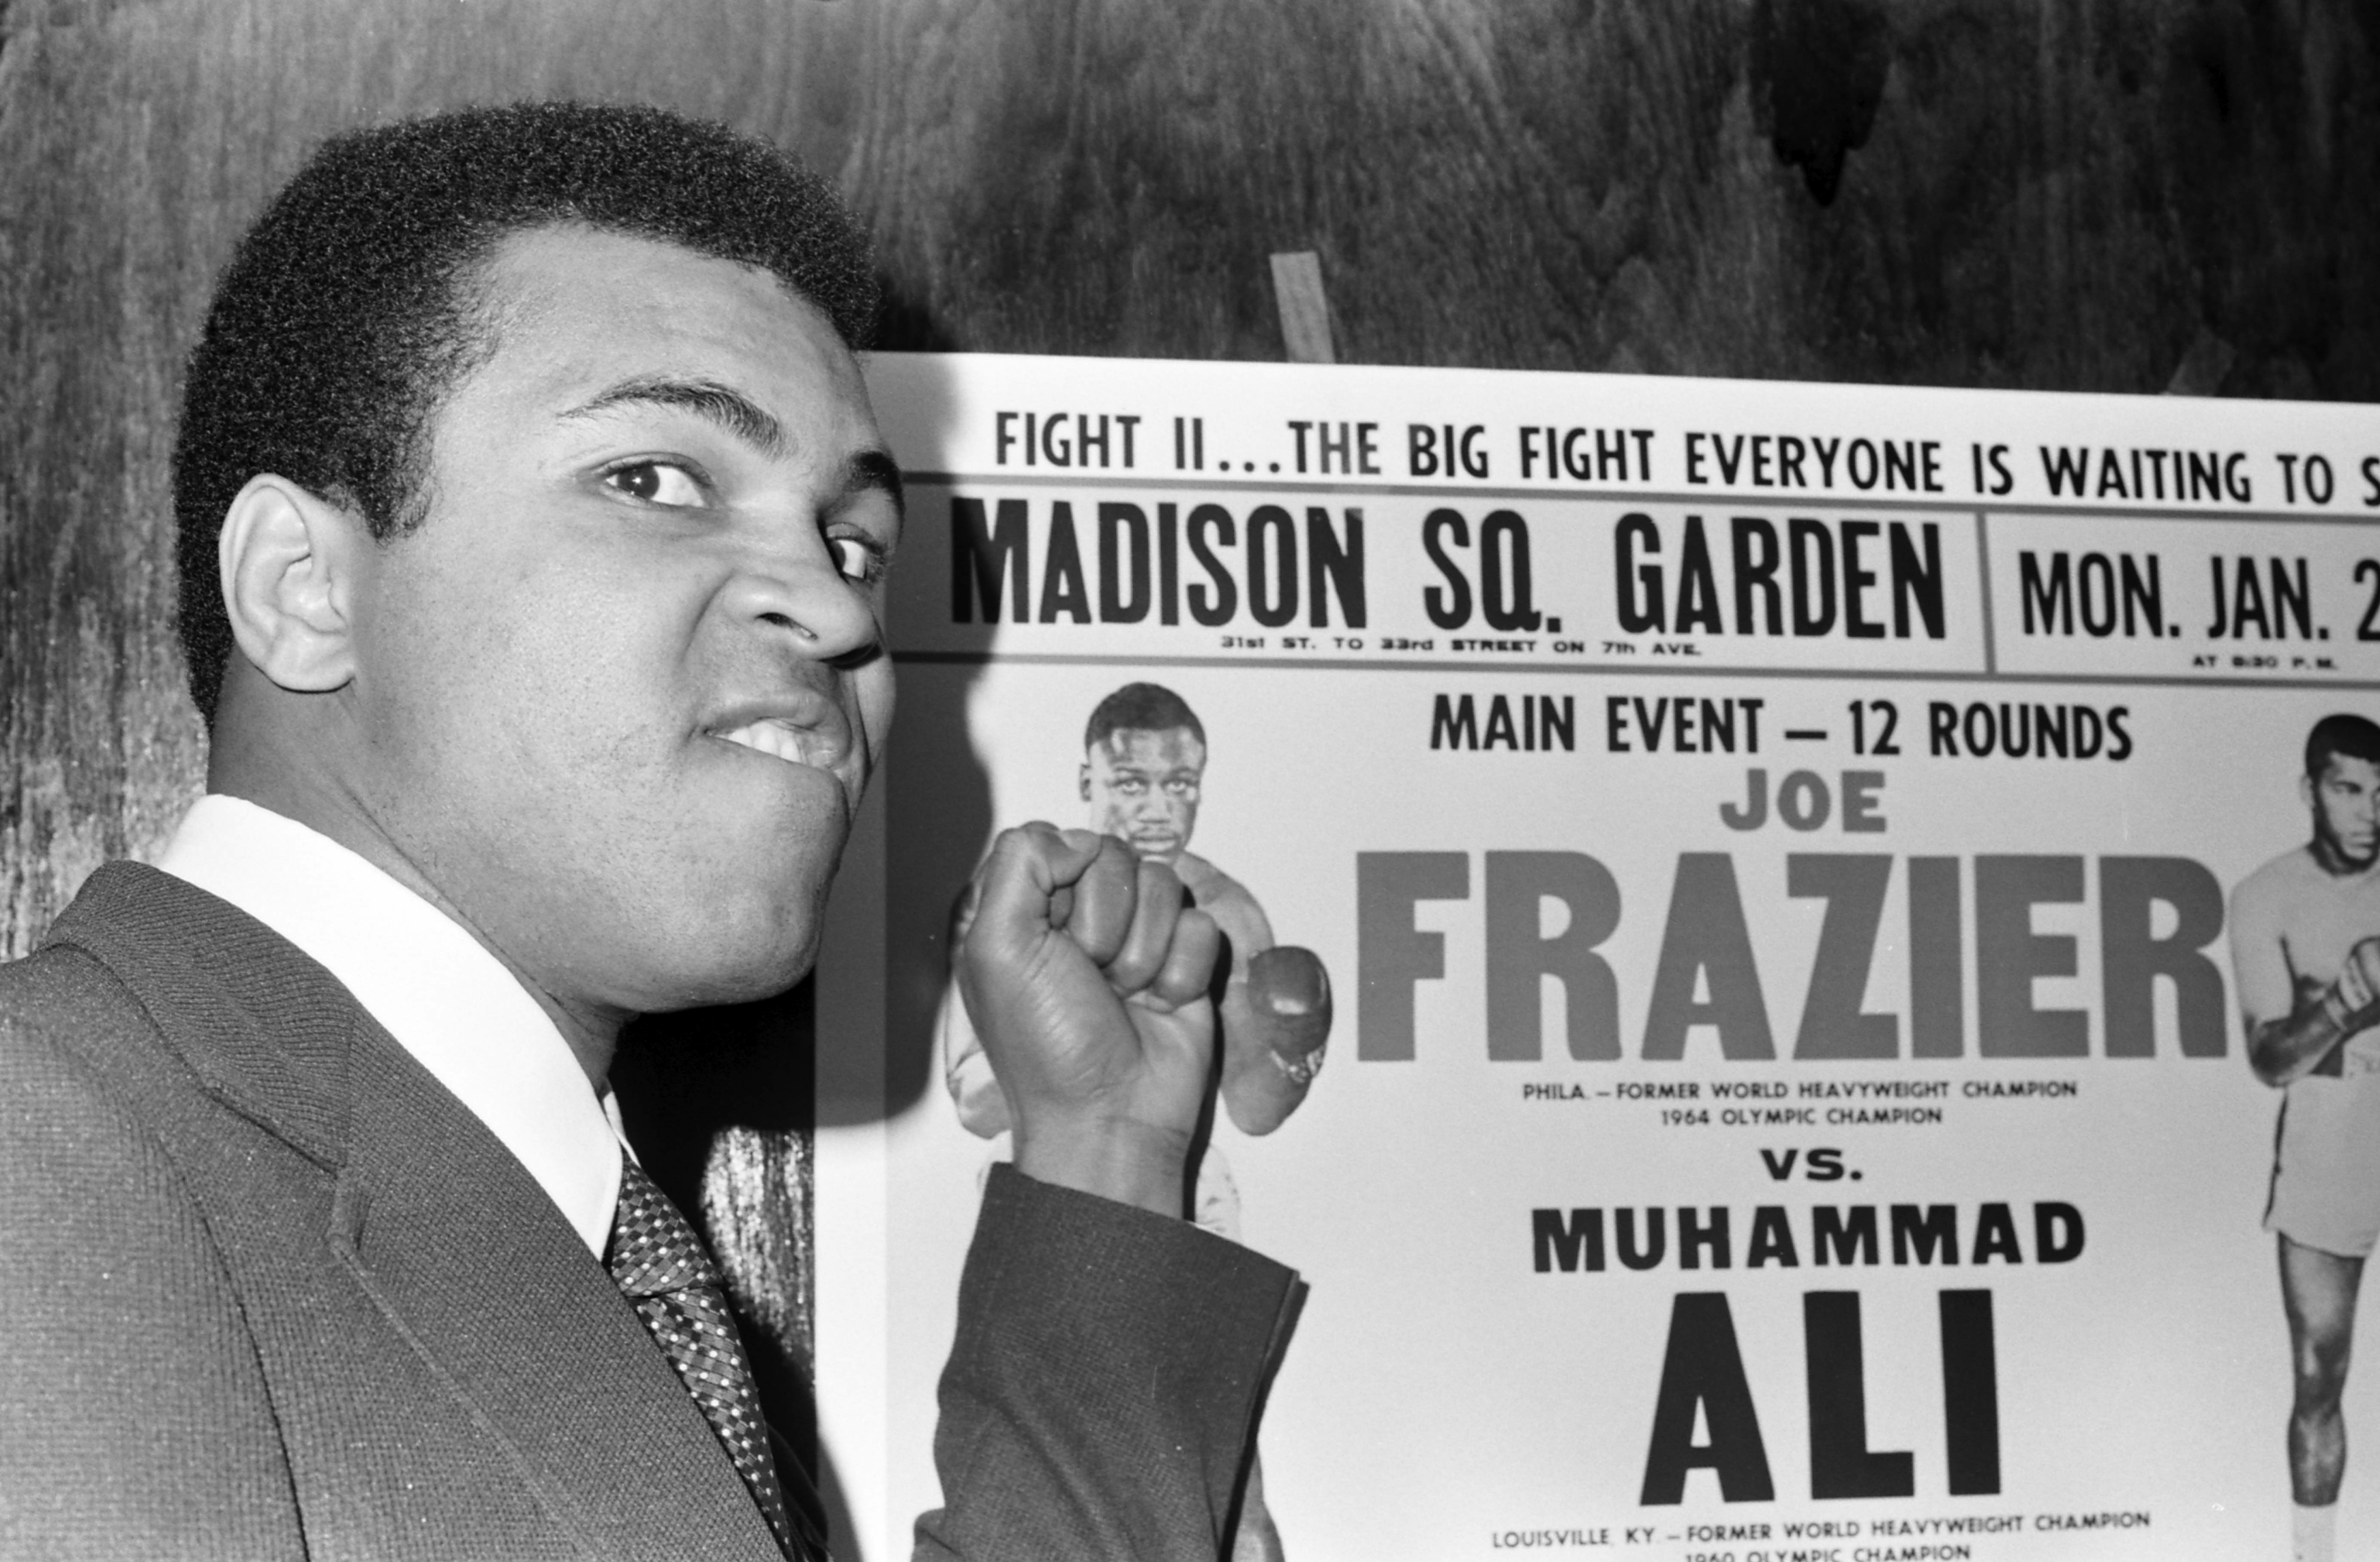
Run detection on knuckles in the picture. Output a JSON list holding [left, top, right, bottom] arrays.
[[964, 823, 1228, 1009], [1067, 840, 1144, 961]]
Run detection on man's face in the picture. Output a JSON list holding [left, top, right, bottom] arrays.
[[1080, 726, 1205, 864], [2308, 754, 2380, 869], [342, 225, 900, 1017]]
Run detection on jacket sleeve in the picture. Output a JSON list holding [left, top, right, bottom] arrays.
[[0, 979, 305, 1562], [913, 1165, 1306, 1562]]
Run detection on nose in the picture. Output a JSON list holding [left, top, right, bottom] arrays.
[[717, 544, 882, 663]]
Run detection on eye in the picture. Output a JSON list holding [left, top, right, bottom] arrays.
[[828, 534, 885, 583], [602, 460, 708, 507]]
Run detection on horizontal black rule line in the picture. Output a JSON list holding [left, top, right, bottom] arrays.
[[884, 651, 2380, 691], [901, 472, 2366, 526]]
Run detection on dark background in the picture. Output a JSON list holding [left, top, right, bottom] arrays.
[[1, 0, 2373, 1503], [8, 0, 2376, 954]]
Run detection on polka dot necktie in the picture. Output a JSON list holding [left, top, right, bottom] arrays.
[[607, 1158, 805, 1559]]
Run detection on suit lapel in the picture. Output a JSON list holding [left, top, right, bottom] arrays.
[[333, 1026, 783, 1558], [47, 864, 785, 1559]]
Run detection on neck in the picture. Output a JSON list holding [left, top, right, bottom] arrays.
[[208, 721, 627, 1092]]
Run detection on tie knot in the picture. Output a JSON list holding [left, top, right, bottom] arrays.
[[607, 1158, 723, 1299]]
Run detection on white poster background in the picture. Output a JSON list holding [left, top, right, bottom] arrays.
[[818, 354, 2380, 1562]]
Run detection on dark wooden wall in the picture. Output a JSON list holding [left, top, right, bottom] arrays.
[[7, 0, 2374, 954], [1, 0, 2372, 1493]]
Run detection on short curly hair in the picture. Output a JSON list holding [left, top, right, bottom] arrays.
[[171, 101, 879, 726], [1084, 683, 1206, 752], [2307, 714, 2380, 780]]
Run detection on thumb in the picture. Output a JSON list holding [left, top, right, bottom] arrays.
[[966, 823, 1105, 963]]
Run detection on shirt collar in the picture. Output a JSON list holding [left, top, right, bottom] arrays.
[[155, 793, 625, 1257]]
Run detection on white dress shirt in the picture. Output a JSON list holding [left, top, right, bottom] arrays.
[[156, 793, 626, 1256]]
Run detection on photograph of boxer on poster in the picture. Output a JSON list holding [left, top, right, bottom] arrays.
[[939, 681, 1332, 1562], [2232, 713, 2380, 1562]]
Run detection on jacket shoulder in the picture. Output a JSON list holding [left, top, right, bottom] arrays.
[[0, 944, 305, 1560], [1, 933, 158, 1054]]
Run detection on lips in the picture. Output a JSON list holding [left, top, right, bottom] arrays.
[[705, 691, 853, 775]]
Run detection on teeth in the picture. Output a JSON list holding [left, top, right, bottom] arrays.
[[718, 719, 816, 766]]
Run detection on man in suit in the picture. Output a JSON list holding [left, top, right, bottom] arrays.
[[0, 103, 1302, 1560]]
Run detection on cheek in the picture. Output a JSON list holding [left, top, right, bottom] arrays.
[[366, 565, 688, 797], [354, 578, 508, 764]]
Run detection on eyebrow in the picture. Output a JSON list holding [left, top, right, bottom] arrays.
[[561, 376, 786, 458], [849, 448, 905, 520]]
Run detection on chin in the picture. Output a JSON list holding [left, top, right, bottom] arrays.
[[687, 959, 816, 1010], [621, 880, 829, 1014], [632, 937, 819, 1015]]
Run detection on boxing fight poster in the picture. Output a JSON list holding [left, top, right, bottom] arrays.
[[808, 352, 2380, 1562]]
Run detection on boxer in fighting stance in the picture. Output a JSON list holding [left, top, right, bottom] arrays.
[[2234, 713, 2380, 1562], [944, 683, 1329, 1561]]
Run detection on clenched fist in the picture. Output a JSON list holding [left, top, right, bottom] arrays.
[[1248, 946, 1331, 1077], [1217, 945, 1333, 1134], [955, 823, 1222, 1215], [2326, 936, 2380, 1036]]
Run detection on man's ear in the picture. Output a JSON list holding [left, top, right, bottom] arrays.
[[1078, 761, 1093, 802], [218, 474, 369, 693], [2302, 772, 2319, 814]]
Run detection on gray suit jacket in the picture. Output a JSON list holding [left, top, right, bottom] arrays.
[[0, 864, 1303, 1560]]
